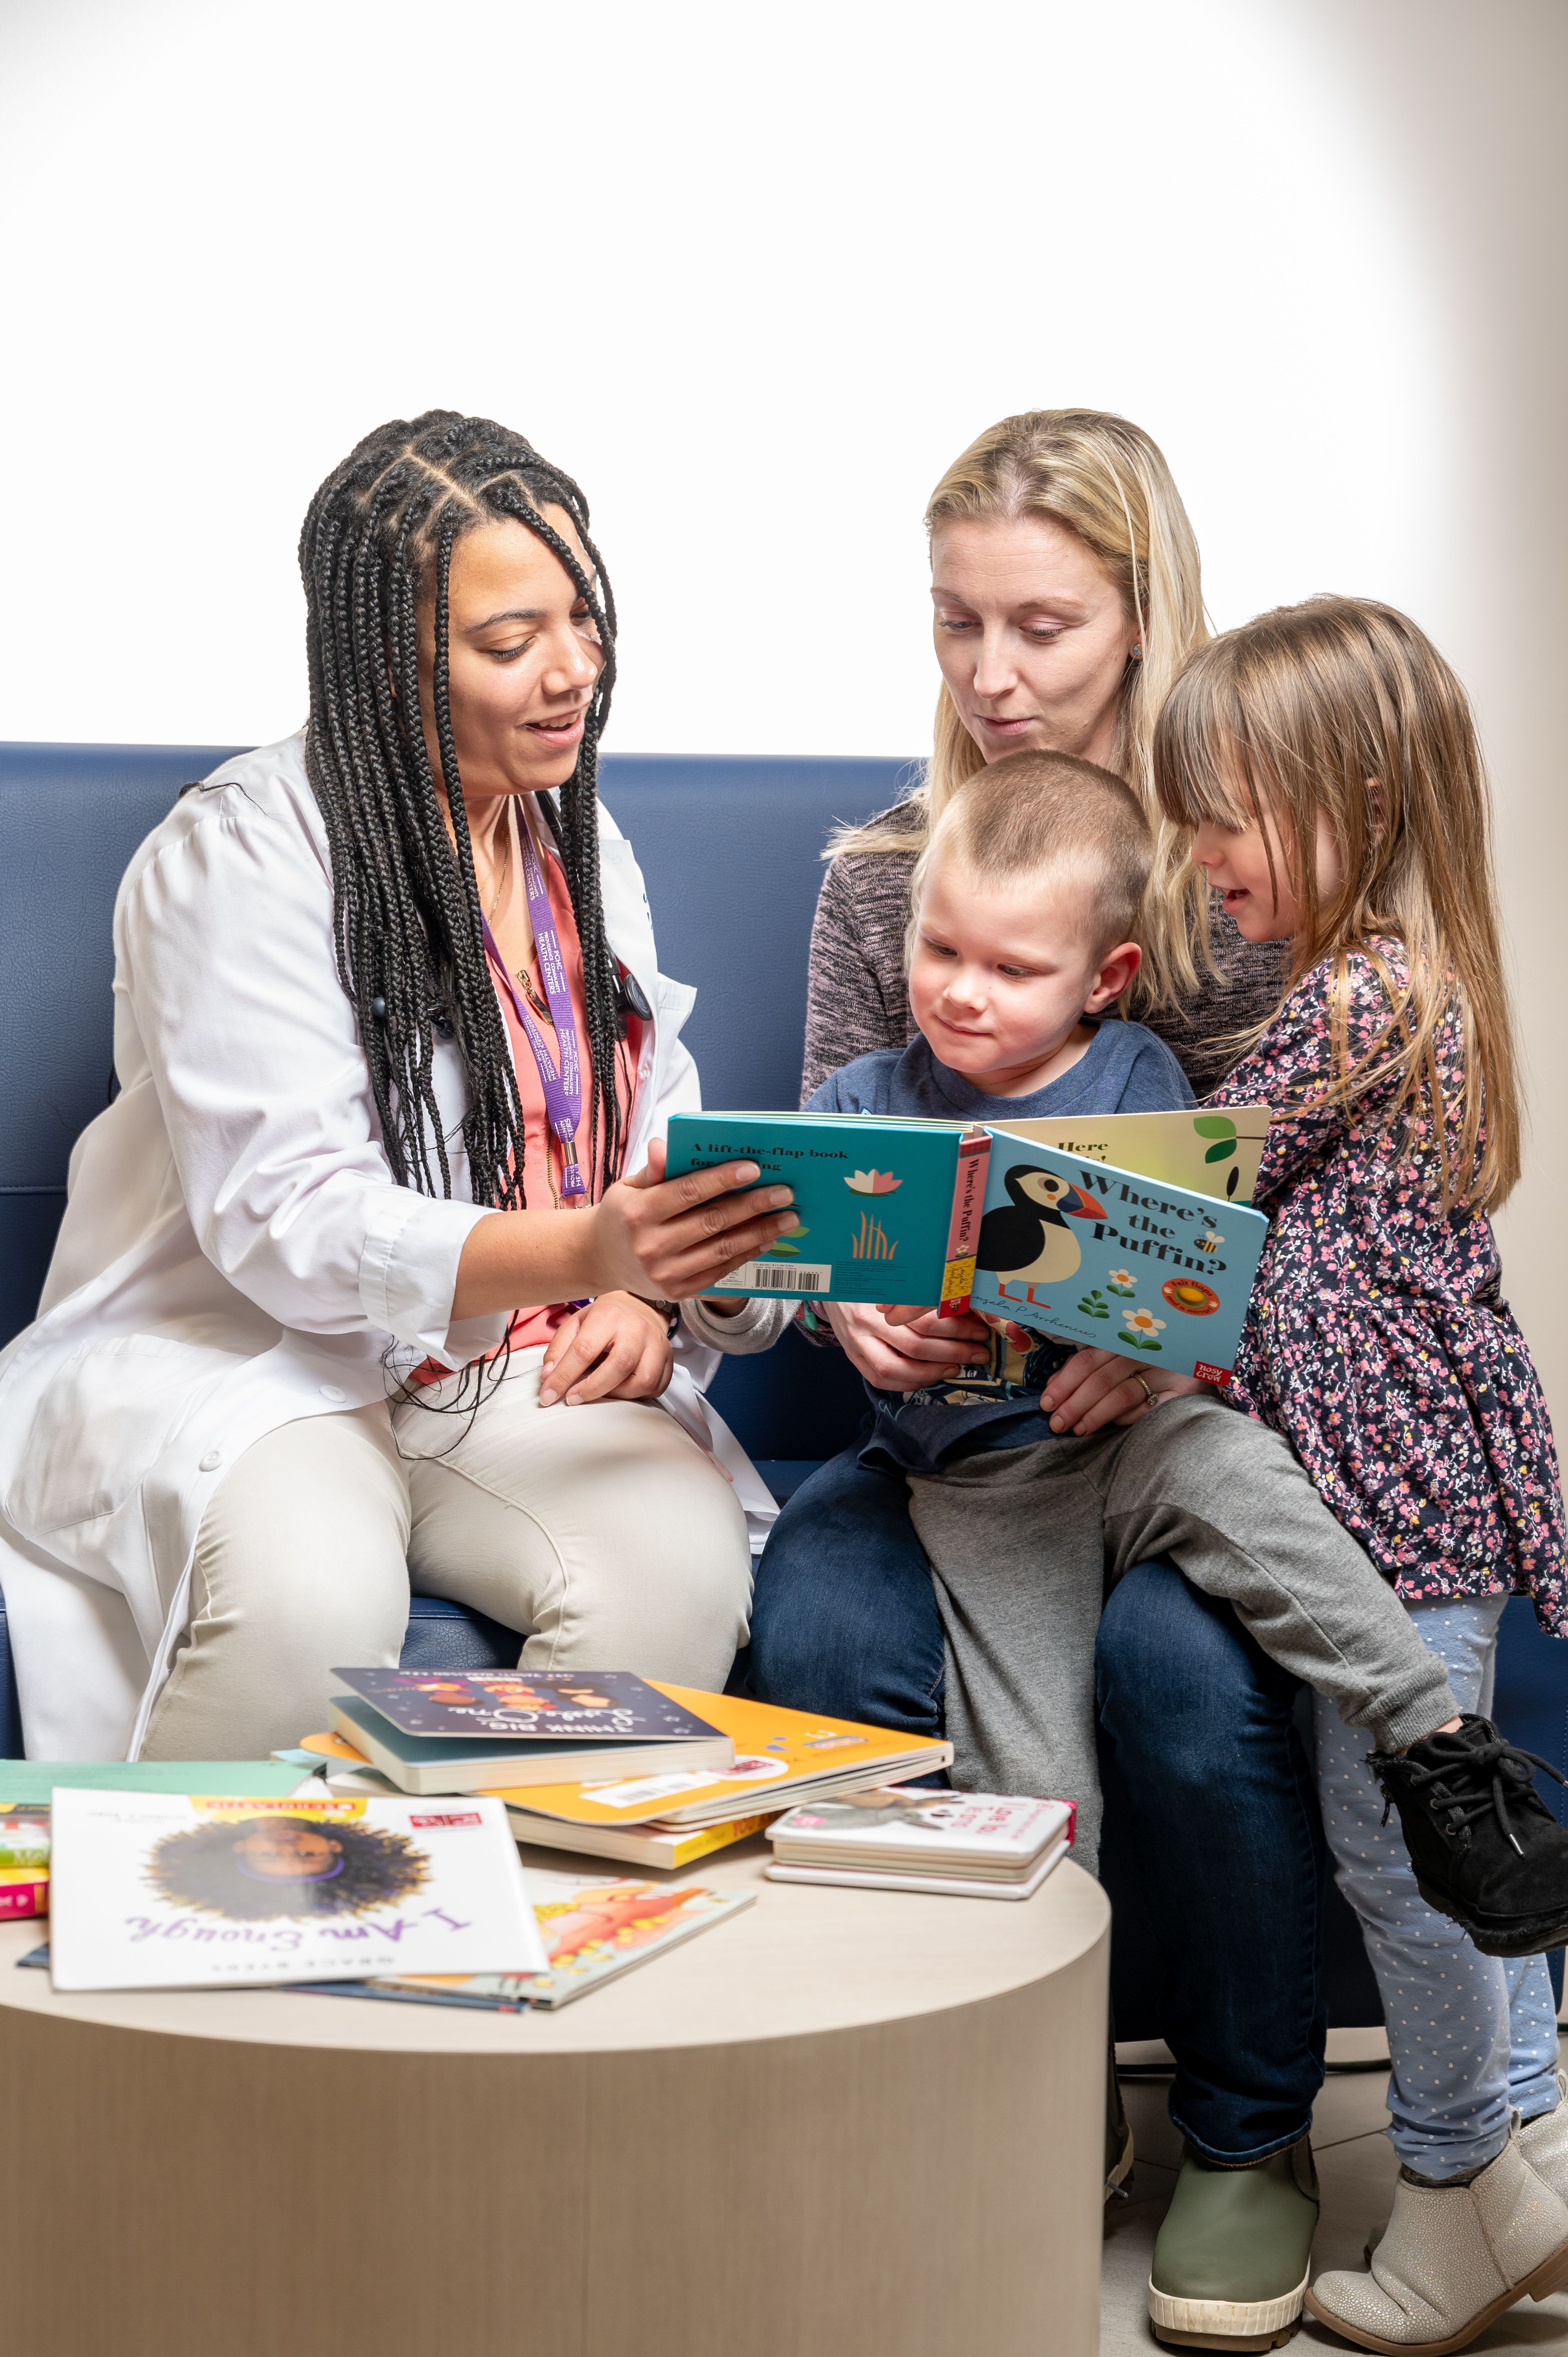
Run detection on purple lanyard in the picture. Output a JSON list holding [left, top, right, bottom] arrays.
[[482, 814, 586, 1203]]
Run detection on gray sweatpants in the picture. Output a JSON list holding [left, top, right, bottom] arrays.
[[906, 1395, 1459, 1870]]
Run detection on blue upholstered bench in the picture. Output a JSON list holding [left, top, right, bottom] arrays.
[[2, 741, 1563, 2024]]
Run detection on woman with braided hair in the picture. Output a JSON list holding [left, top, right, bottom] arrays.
[[0, 412, 794, 1761]]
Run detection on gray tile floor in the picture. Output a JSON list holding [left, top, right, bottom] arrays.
[[1102, 2035, 1568, 2355]]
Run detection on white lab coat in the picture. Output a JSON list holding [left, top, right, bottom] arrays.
[[0, 734, 776, 1761]]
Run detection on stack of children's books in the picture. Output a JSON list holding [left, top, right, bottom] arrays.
[[766, 1790, 1075, 1899], [281, 1670, 953, 1873], [5, 1687, 957, 2001]]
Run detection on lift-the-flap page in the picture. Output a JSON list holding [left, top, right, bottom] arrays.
[[663, 1112, 989, 1308]]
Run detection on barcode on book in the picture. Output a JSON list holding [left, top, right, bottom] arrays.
[[726, 1260, 833, 1295]]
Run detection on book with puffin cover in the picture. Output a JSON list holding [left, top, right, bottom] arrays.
[[970, 1131, 1270, 1386], [664, 1106, 1271, 1331], [46, 1789, 547, 1992]]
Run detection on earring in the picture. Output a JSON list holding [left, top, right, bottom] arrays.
[[1130, 646, 1144, 662]]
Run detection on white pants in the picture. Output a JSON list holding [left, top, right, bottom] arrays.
[[141, 1351, 753, 1760]]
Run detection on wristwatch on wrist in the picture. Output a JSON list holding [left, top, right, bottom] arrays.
[[647, 1299, 682, 1338]]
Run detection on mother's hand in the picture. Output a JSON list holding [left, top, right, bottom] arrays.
[[1039, 1346, 1210, 1437], [826, 1301, 991, 1392]]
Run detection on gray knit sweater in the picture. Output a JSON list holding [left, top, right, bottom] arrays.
[[799, 800, 1291, 1105]]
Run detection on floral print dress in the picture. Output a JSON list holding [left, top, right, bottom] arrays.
[[1213, 941, 1567, 1634]]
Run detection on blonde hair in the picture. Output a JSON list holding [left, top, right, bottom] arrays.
[[831, 408, 1209, 1011], [908, 750, 1153, 972], [1154, 596, 1520, 1211]]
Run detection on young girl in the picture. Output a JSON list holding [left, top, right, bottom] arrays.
[[1088, 594, 1568, 2352]]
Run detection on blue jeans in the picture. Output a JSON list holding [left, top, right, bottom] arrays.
[[1315, 1597, 1560, 2176], [746, 1443, 946, 1739], [748, 1445, 1327, 2161]]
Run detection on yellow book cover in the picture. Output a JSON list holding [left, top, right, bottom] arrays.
[[987, 1106, 1272, 1206], [300, 1688, 951, 1829]]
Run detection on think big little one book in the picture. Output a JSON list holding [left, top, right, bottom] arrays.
[[666, 1107, 1271, 1386]]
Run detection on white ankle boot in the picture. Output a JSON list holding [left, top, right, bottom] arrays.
[[1305, 2126, 1568, 2353], [1519, 2069, 1568, 2200]]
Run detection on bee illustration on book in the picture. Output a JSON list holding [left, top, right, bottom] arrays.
[[977, 1167, 1108, 1300], [144, 1814, 429, 1921]]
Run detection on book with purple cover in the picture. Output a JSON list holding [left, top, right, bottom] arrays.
[[329, 1668, 724, 1745]]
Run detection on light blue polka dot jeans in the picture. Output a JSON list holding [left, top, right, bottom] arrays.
[[1314, 1595, 1562, 2179]]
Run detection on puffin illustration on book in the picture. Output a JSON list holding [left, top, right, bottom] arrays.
[[976, 1165, 1108, 1301]]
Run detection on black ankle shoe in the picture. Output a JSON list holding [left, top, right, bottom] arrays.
[[1370, 1714, 1568, 1956]]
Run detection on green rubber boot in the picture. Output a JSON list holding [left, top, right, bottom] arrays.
[[1149, 2137, 1319, 2350]]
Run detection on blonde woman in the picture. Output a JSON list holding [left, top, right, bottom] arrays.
[[802, 407, 1286, 1108], [745, 414, 1354, 2329]]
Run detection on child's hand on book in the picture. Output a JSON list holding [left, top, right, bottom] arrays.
[[1039, 1347, 1210, 1437], [830, 1301, 993, 1392]]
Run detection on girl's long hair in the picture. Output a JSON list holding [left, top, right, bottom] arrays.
[[1153, 595, 1521, 1211], [829, 408, 1209, 1014], [299, 411, 623, 1213]]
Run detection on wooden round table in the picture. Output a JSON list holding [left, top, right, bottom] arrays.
[[0, 1837, 1109, 2356]]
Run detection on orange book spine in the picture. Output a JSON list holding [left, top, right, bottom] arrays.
[[938, 1130, 991, 1317]]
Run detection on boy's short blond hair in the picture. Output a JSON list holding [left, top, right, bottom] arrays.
[[909, 749, 1153, 961]]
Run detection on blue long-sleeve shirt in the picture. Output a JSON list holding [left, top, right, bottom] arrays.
[[804, 1019, 1193, 1123]]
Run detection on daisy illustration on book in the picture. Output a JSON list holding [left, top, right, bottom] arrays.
[[1120, 1305, 1166, 1352], [144, 1814, 429, 1921]]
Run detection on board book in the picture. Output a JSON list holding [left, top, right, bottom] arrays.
[[0, 1807, 50, 1919], [971, 1131, 1269, 1383], [765, 1849, 1066, 1901], [326, 1692, 734, 1797], [329, 1667, 723, 1743], [666, 1108, 1271, 1374], [278, 1747, 775, 1870], [47, 1789, 547, 1992], [510, 1808, 778, 1872], [767, 1790, 1073, 1876], [299, 1687, 952, 1829], [664, 1110, 991, 1311], [0, 1760, 307, 1806]]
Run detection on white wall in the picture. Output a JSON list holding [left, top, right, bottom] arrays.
[[2, 0, 1564, 1400]]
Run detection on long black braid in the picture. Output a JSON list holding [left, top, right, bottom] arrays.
[[299, 412, 624, 1225]]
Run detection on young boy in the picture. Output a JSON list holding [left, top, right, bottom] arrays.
[[695, 749, 1464, 1867]]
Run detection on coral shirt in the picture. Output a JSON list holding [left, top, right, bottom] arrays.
[[411, 837, 641, 1381]]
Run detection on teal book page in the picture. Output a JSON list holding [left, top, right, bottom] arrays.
[[0, 1761, 306, 1805], [663, 1112, 967, 1305], [971, 1135, 1270, 1383]]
